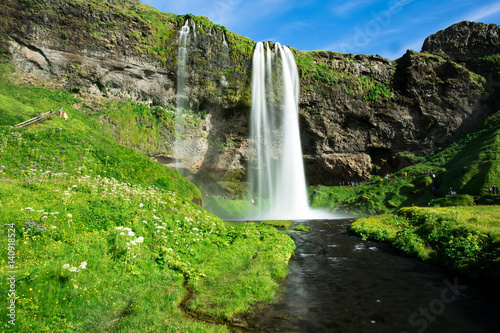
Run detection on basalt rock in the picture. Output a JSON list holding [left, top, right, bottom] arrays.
[[1, 0, 498, 194], [422, 21, 500, 63]]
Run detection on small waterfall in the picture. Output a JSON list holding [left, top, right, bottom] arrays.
[[174, 20, 190, 172], [191, 21, 197, 41], [248, 42, 334, 220], [222, 33, 228, 50]]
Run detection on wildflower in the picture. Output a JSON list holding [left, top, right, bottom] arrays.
[[115, 226, 124, 230], [123, 227, 132, 231], [139, 203, 144, 208], [192, 227, 199, 231], [135, 236, 144, 243], [62, 264, 70, 270], [120, 232, 125, 236], [72, 185, 78, 188], [142, 220, 147, 224], [51, 226, 57, 229], [69, 267, 79, 273], [167, 248, 173, 251], [24, 207, 34, 211], [67, 214, 72, 218], [79, 262, 87, 270], [156, 226, 165, 229], [127, 231, 135, 237]]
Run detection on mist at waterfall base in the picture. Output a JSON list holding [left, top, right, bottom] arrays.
[[246, 42, 340, 221]]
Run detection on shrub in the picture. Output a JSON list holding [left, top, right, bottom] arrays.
[[429, 194, 475, 207]]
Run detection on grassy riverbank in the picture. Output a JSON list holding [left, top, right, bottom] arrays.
[[351, 206, 500, 278], [0, 73, 295, 331]]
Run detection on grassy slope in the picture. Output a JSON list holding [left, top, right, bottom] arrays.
[[341, 112, 500, 278], [310, 109, 500, 215], [0, 66, 296, 331]]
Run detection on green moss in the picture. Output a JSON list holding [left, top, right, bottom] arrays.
[[292, 224, 312, 231], [295, 51, 393, 101], [429, 194, 475, 207], [261, 220, 293, 228], [350, 206, 500, 278]]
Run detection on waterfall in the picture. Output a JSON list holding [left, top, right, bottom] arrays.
[[174, 20, 190, 172], [248, 42, 314, 219]]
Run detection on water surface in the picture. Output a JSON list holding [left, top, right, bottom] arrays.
[[247, 219, 499, 333]]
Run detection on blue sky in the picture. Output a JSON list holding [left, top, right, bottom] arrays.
[[141, 0, 500, 60]]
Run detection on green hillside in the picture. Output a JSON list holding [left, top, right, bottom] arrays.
[[310, 108, 500, 215], [0, 63, 295, 332]]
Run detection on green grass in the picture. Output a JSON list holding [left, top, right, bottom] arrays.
[[260, 220, 293, 228], [351, 206, 500, 278], [295, 50, 393, 101], [310, 109, 500, 215], [292, 225, 312, 231], [202, 196, 259, 220], [427, 109, 500, 196], [0, 69, 296, 331]]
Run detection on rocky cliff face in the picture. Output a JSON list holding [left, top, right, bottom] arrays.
[[1, 1, 498, 195], [422, 21, 500, 62]]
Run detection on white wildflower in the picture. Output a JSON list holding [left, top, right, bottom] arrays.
[[115, 226, 123, 230], [127, 231, 135, 237], [62, 264, 70, 270], [67, 213, 72, 218], [68, 267, 80, 273], [135, 236, 144, 243], [79, 262, 87, 270]]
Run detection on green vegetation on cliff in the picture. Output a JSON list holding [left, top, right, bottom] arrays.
[[296, 50, 393, 101], [0, 65, 296, 331]]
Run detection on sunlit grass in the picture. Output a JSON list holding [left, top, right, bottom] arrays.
[[351, 206, 500, 278], [0, 78, 296, 331]]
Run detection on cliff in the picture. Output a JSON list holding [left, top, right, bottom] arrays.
[[1, 1, 498, 195]]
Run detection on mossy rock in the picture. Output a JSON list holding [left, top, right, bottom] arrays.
[[292, 224, 312, 231]]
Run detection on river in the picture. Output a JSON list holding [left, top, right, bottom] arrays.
[[246, 219, 499, 332]]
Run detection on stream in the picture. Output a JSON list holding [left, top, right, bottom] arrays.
[[246, 219, 500, 332]]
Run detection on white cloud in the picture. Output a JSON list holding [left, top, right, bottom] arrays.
[[464, 2, 500, 21], [331, 0, 374, 17]]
